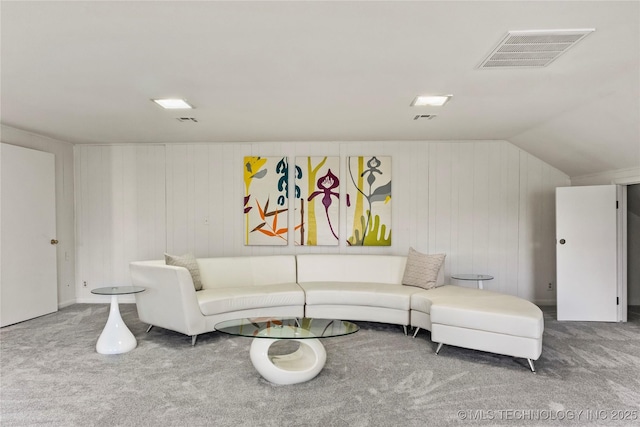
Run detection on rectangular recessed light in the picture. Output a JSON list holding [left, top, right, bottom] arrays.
[[152, 98, 194, 109], [410, 95, 452, 107]]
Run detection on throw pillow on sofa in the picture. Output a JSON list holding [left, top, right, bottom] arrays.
[[402, 247, 445, 290], [165, 253, 203, 291]]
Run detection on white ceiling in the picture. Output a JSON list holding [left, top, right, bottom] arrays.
[[1, 1, 638, 177]]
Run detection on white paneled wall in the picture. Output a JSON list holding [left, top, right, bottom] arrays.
[[75, 145, 166, 302], [75, 140, 569, 303]]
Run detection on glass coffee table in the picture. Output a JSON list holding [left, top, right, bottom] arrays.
[[215, 317, 359, 385]]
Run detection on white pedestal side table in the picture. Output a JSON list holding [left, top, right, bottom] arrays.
[[91, 286, 145, 354], [451, 274, 494, 290]]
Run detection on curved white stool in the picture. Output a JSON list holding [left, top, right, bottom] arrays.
[[249, 338, 327, 385]]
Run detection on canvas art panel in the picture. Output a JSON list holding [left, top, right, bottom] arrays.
[[346, 156, 392, 246], [243, 156, 295, 246], [294, 156, 340, 246]]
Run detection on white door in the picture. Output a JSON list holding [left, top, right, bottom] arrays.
[[556, 185, 618, 321], [1, 143, 58, 327]]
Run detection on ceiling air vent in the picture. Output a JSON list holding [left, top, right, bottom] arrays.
[[176, 117, 198, 123], [478, 29, 595, 69], [413, 115, 437, 121]]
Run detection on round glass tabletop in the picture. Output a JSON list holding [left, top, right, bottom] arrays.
[[451, 274, 494, 281], [215, 317, 359, 340], [91, 286, 146, 296]]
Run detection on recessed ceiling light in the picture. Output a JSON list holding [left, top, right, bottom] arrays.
[[410, 95, 452, 107], [152, 98, 194, 109]]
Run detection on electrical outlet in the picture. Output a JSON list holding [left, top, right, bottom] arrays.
[[547, 283, 553, 291], [83, 281, 87, 287]]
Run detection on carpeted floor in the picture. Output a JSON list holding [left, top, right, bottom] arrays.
[[1, 305, 639, 426]]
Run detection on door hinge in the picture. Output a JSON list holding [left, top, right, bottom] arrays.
[[616, 201, 619, 209], [617, 297, 619, 305]]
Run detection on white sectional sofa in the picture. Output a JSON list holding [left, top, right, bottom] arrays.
[[129, 254, 543, 371], [129, 256, 304, 345], [297, 254, 442, 334]]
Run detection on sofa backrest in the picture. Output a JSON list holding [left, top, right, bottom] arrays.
[[198, 255, 297, 289], [296, 254, 408, 285]]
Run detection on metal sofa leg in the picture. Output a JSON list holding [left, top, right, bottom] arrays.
[[403, 325, 407, 336], [527, 358, 536, 373], [435, 342, 444, 355], [191, 335, 198, 346], [412, 327, 421, 338], [146, 325, 153, 333]]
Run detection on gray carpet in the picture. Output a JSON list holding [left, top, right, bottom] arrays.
[[1, 305, 639, 426]]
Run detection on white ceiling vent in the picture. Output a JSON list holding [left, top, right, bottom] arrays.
[[413, 114, 437, 120], [478, 29, 595, 69]]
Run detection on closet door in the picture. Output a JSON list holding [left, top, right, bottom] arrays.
[[1, 143, 58, 327], [556, 185, 618, 321]]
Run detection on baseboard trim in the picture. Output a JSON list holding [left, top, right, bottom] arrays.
[[535, 299, 556, 306], [58, 299, 76, 309]]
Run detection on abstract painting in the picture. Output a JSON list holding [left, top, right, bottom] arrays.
[[243, 156, 297, 245], [346, 156, 392, 246], [294, 156, 340, 246]]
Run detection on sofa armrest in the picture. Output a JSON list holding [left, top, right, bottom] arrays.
[[130, 261, 206, 337]]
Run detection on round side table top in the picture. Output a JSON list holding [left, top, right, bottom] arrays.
[[451, 274, 494, 281], [91, 286, 145, 296]]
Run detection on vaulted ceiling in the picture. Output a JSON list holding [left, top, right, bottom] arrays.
[[1, 1, 638, 177]]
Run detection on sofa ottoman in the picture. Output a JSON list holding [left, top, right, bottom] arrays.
[[411, 286, 544, 371]]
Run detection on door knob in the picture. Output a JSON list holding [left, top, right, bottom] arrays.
[[559, 239, 566, 245], [50, 239, 59, 245]]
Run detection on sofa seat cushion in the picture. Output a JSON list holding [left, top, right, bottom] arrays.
[[300, 282, 417, 310], [411, 285, 482, 314], [197, 283, 304, 316], [423, 288, 544, 339]]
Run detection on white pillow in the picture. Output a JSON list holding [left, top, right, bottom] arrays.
[[165, 253, 203, 291], [402, 247, 445, 290]]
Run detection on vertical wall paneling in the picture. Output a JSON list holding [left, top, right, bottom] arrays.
[[456, 143, 475, 283], [166, 145, 188, 255], [193, 145, 209, 256], [427, 143, 437, 254], [449, 143, 460, 284], [221, 145, 236, 255], [208, 145, 223, 256], [76, 140, 569, 304], [75, 145, 165, 302], [486, 142, 504, 292], [505, 144, 521, 295], [431, 143, 453, 279], [472, 142, 490, 278]]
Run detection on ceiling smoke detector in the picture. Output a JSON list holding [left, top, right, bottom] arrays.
[[478, 29, 595, 69]]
